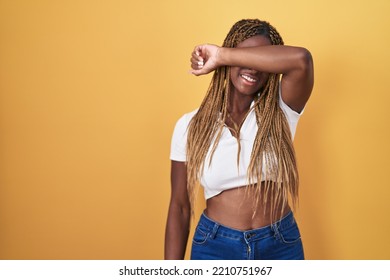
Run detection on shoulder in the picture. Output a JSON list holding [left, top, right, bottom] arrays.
[[174, 108, 198, 130], [170, 108, 198, 162]]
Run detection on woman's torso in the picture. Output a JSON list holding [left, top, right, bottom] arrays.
[[205, 183, 291, 230]]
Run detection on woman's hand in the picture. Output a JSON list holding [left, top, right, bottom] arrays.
[[190, 44, 221, 76]]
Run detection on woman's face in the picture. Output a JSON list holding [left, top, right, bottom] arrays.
[[229, 35, 271, 97]]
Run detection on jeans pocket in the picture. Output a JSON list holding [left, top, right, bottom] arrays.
[[278, 222, 302, 244], [192, 223, 210, 245]]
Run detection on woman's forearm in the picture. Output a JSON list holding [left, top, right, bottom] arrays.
[[218, 45, 312, 75], [164, 204, 190, 260]]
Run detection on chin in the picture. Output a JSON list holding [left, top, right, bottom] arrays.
[[240, 88, 261, 96]]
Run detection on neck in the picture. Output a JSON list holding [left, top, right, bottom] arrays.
[[228, 91, 254, 115]]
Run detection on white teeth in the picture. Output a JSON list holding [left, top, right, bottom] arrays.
[[241, 74, 257, 82]]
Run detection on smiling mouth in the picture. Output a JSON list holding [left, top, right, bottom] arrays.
[[240, 74, 257, 83]]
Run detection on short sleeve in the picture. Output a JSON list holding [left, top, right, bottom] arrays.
[[170, 110, 197, 162], [278, 83, 304, 139]]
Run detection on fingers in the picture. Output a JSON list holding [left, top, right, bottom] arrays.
[[190, 45, 205, 71], [190, 61, 204, 71], [190, 69, 204, 76], [190, 57, 203, 69]]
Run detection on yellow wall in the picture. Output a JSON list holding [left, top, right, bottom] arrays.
[[0, 0, 389, 259]]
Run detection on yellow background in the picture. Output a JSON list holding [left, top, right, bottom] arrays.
[[0, 0, 389, 259]]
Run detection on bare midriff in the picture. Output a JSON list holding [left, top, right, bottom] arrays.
[[205, 183, 291, 231]]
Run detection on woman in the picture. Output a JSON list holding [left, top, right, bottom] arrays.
[[165, 19, 314, 260]]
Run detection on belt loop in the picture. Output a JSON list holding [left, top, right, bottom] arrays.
[[271, 222, 280, 239], [209, 223, 219, 239]]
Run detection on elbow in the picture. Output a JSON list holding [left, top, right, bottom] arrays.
[[169, 199, 191, 218], [297, 48, 313, 73]]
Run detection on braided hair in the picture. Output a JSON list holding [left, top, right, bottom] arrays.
[[186, 19, 299, 221]]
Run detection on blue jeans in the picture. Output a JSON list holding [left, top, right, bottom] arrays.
[[190, 211, 304, 260]]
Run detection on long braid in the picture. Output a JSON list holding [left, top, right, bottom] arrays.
[[186, 19, 299, 221]]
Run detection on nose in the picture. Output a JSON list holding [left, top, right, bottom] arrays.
[[244, 68, 258, 75]]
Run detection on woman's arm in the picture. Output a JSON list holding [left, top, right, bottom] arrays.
[[191, 44, 314, 112], [164, 161, 191, 259]]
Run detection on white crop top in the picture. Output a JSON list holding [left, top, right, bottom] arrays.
[[170, 88, 303, 200]]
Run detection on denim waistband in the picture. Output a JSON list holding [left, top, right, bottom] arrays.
[[198, 211, 296, 242]]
